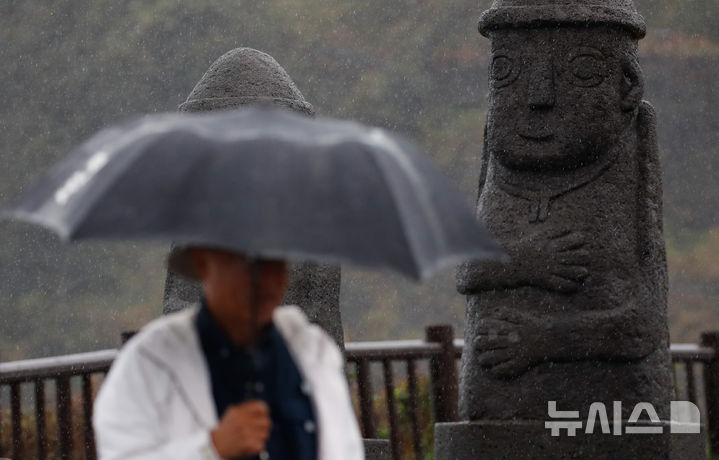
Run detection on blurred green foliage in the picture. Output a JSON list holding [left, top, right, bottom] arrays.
[[0, 0, 717, 359]]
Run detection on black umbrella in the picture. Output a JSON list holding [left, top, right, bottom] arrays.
[[3, 106, 500, 279]]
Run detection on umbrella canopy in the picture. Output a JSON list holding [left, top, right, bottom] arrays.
[[3, 106, 500, 280]]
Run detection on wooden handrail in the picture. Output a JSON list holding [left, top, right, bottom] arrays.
[[1, 343, 714, 383], [346, 340, 442, 360], [669, 343, 716, 361], [0, 349, 117, 384]]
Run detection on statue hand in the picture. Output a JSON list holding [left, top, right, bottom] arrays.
[[474, 310, 547, 379], [518, 229, 589, 293]]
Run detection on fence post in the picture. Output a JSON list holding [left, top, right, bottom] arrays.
[[701, 331, 719, 454], [11, 383, 22, 460], [35, 379, 47, 460], [56, 376, 73, 460], [426, 325, 459, 423], [82, 374, 97, 460], [357, 359, 377, 438]]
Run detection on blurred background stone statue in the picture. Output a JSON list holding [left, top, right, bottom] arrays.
[[162, 48, 344, 347], [437, 1, 704, 458]]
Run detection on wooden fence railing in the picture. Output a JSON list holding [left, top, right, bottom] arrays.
[[345, 326, 459, 460], [0, 350, 116, 460], [1, 329, 717, 460]]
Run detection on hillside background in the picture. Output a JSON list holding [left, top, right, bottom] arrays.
[[1, 0, 717, 360]]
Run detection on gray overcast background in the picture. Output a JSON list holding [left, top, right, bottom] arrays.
[[1, 0, 717, 360]]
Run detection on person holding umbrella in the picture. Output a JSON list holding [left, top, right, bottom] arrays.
[[84, 49, 361, 459], [3, 104, 501, 459], [92, 246, 360, 459]]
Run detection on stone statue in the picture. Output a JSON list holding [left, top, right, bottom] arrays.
[[162, 48, 344, 347], [456, 0, 672, 420], [436, 1, 704, 458]]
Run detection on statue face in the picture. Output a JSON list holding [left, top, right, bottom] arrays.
[[486, 27, 639, 172]]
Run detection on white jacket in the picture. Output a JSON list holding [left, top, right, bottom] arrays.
[[93, 305, 364, 460]]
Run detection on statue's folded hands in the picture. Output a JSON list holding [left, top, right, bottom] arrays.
[[472, 308, 548, 379], [457, 229, 590, 295]]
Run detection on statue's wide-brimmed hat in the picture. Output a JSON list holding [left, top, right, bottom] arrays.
[[178, 47, 314, 115], [479, 0, 646, 39]]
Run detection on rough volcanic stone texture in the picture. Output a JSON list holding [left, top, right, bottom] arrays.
[[363, 439, 392, 460], [478, 0, 647, 38], [285, 262, 343, 348], [162, 48, 343, 346], [179, 47, 314, 115], [455, 16, 673, 420]]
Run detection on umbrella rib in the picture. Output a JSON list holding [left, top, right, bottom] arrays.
[[362, 141, 424, 279], [365, 130, 449, 279]]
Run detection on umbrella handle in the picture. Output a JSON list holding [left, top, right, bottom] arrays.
[[248, 260, 270, 460], [248, 259, 261, 385]]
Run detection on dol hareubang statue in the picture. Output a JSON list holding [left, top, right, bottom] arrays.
[[162, 48, 344, 347], [456, 0, 674, 422]]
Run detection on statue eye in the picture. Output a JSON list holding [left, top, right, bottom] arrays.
[[567, 48, 607, 87], [491, 54, 519, 88]]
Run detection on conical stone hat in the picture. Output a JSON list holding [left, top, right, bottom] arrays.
[[179, 47, 314, 115], [479, 0, 646, 38], [169, 48, 314, 279]]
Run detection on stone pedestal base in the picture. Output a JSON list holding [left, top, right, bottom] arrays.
[[364, 438, 391, 460], [435, 421, 705, 460]]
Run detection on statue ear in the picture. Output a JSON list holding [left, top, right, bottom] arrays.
[[620, 58, 644, 112]]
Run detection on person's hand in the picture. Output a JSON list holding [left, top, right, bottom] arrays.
[[211, 400, 271, 459]]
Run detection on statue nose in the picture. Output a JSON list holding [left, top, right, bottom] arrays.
[[527, 59, 555, 109]]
